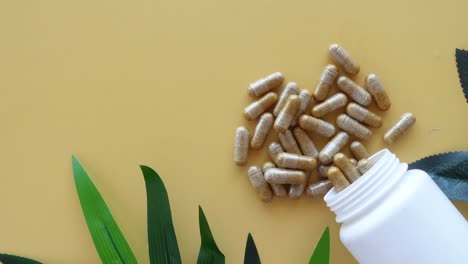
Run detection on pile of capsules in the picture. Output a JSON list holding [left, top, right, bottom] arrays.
[[234, 44, 416, 202]]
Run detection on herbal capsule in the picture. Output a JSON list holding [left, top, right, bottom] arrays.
[[263, 162, 287, 197], [277, 130, 302, 155], [234, 126, 249, 165], [298, 115, 336, 138], [291, 89, 313, 126], [328, 44, 360, 75], [327, 166, 351, 192], [306, 180, 333, 198], [248, 72, 284, 97], [319, 132, 349, 164], [248, 166, 273, 202], [349, 158, 357, 166], [357, 159, 374, 174], [274, 95, 301, 133], [250, 113, 274, 150], [319, 165, 331, 178], [346, 103, 383, 128], [289, 171, 311, 199], [293, 127, 319, 157], [311, 93, 348, 118], [333, 153, 361, 183], [350, 141, 370, 160], [313, 64, 338, 101], [243, 92, 278, 120], [276, 153, 317, 170], [383, 113, 416, 144], [273, 82, 299, 116], [337, 114, 373, 140], [337, 76, 372, 106], [366, 73, 391, 111], [268, 142, 284, 163], [265, 168, 307, 184]]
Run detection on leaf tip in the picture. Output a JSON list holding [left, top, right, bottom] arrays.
[[198, 205, 204, 216], [71, 155, 83, 178], [71, 154, 79, 164]]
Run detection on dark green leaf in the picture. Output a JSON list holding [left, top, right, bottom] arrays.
[[72, 155, 138, 264], [0, 254, 42, 264], [455, 49, 468, 102], [197, 206, 225, 264], [409, 151, 468, 202], [243, 233, 260, 264], [140, 165, 181, 264], [308, 227, 330, 264]]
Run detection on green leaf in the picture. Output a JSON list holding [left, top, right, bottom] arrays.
[[0, 254, 42, 264], [308, 227, 330, 264], [197, 206, 225, 264], [243, 233, 261, 264], [455, 49, 468, 102], [72, 155, 138, 264], [140, 165, 181, 264], [409, 151, 468, 202]]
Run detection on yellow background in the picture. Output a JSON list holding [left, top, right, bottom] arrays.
[[1, 0, 467, 263]]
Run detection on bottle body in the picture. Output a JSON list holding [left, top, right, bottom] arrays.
[[325, 149, 468, 264]]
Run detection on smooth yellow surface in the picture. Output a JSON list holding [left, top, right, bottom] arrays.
[[0, 1, 467, 263]]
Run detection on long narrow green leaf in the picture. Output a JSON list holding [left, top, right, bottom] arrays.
[[0, 254, 42, 264], [197, 206, 225, 264], [308, 227, 330, 264], [140, 165, 181, 264], [72, 155, 138, 264], [243, 233, 260, 264]]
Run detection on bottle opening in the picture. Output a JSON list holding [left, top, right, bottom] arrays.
[[324, 149, 408, 223]]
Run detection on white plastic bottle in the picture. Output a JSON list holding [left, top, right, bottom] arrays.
[[324, 149, 468, 264]]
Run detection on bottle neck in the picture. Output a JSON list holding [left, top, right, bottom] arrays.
[[324, 149, 408, 224]]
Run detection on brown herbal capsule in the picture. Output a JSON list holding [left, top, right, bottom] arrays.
[[248, 166, 273, 202], [350, 141, 370, 160], [248, 72, 284, 97], [383, 113, 416, 144], [276, 153, 317, 170], [336, 114, 373, 140], [273, 82, 299, 116], [250, 113, 274, 149], [319, 165, 331, 178], [346, 103, 383, 128], [234, 126, 249, 165], [289, 170, 312, 199], [265, 168, 307, 184], [268, 142, 284, 164], [306, 180, 333, 198], [328, 44, 360, 75], [311, 93, 348, 118], [337, 76, 372, 106], [366, 74, 391, 111], [298, 115, 336, 138], [291, 89, 313, 126], [277, 130, 302, 155], [244, 92, 278, 120], [313, 64, 338, 101], [349, 158, 357, 166], [357, 159, 375, 174], [333, 153, 361, 183], [327, 166, 351, 192], [293, 127, 319, 157], [263, 162, 287, 197], [274, 95, 301, 133], [319, 132, 350, 164]]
